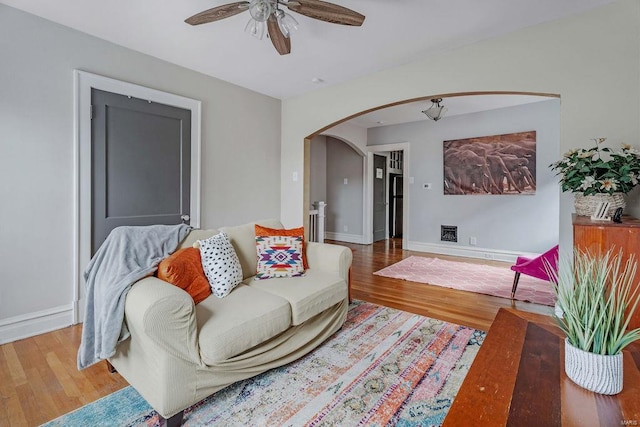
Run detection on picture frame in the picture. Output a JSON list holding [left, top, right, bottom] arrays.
[[443, 131, 536, 195]]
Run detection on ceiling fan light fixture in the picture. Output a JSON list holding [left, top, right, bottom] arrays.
[[249, 0, 273, 22], [245, 17, 265, 39], [276, 10, 299, 38], [185, 0, 365, 55], [422, 98, 447, 122]]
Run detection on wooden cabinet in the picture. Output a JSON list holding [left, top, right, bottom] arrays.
[[573, 214, 640, 329]]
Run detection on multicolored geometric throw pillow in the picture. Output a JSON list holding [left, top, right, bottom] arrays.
[[255, 235, 305, 280], [255, 225, 308, 269]]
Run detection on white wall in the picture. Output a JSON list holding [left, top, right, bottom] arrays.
[[309, 136, 365, 242], [322, 121, 367, 155], [325, 137, 364, 241], [368, 100, 560, 255], [309, 135, 327, 205], [281, 0, 640, 258], [0, 5, 281, 342]]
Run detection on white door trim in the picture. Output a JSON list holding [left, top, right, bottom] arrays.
[[72, 70, 202, 324], [365, 143, 410, 249]]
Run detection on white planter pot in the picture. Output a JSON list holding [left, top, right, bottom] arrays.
[[564, 338, 623, 395], [573, 193, 626, 217]]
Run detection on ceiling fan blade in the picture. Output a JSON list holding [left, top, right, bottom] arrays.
[[285, 0, 365, 26], [267, 15, 291, 55], [185, 2, 250, 25]]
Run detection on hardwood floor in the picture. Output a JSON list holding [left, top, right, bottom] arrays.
[[346, 238, 553, 331], [0, 324, 128, 426], [0, 239, 553, 426]]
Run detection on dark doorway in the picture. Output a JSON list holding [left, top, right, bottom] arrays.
[[389, 174, 403, 238]]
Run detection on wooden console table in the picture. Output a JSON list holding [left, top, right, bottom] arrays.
[[573, 214, 640, 329], [444, 308, 640, 426]]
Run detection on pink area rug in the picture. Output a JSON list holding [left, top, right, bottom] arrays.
[[374, 256, 555, 306]]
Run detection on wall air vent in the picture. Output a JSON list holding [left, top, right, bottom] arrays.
[[441, 225, 458, 242]]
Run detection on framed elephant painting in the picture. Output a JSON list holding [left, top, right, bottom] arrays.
[[443, 131, 536, 195]]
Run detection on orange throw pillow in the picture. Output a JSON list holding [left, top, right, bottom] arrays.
[[255, 225, 309, 269], [157, 247, 212, 304]]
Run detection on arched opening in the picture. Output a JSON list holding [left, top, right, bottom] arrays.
[[304, 91, 560, 260]]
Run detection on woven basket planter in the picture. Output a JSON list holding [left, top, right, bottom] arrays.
[[564, 338, 623, 395], [574, 193, 626, 217]]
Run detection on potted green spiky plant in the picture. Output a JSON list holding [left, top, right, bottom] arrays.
[[551, 249, 640, 394]]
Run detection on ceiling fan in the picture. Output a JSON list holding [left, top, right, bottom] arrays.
[[185, 0, 365, 56]]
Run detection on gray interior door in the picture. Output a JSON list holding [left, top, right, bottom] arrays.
[[91, 88, 191, 254], [373, 154, 387, 242]]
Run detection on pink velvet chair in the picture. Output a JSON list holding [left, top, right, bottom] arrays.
[[510, 245, 559, 299]]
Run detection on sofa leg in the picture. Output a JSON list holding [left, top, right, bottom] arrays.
[[511, 272, 521, 299], [105, 360, 117, 374], [160, 410, 184, 427]]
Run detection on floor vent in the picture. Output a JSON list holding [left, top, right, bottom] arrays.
[[441, 225, 458, 242]]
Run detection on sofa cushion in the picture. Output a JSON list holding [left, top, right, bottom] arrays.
[[255, 235, 305, 280], [156, 248, 212, 304], [220, 219, 283, 280], [248, 270, 347, 325], [195, 284, 291, 364], [198, 232, 243, 298]]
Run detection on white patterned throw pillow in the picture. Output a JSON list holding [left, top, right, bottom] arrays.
[[198, 232, 243, 298]]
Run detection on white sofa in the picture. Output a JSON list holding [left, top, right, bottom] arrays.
[[108, 220, 352, 424]]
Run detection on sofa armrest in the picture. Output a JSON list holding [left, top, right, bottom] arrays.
[[306, 242, 353, 281], [124, 276, 201, 365]]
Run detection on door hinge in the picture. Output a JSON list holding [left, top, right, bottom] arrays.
[[90, 105, 94, 120]]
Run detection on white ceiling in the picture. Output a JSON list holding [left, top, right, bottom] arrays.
[[1, 0, 614, 99], [349, 94, 555, 129]]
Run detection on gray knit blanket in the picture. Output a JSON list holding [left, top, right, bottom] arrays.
[[77, 224, 191, 369]]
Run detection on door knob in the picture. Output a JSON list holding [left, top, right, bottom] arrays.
[[181, 214, 190, 222]]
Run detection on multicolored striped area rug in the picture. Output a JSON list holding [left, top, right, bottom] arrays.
[[374, 256, 555, 306], [43, 301, 484, 427]]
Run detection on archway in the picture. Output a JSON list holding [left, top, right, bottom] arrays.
[[303, 91, 560, 253]]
